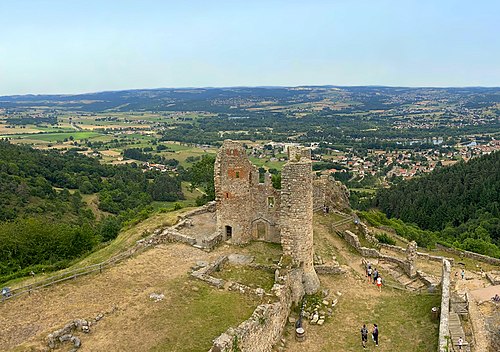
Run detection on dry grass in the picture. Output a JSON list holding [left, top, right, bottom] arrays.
[[1, 242, 258, 352], [283, 275, 440, 352], [281, 215, 441, 352], [1, 210, 460, 352], [213, 264, 275, 290]]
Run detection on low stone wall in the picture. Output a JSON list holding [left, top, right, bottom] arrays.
[[191, 256, 228, 289], [178, 201, 216, 220], [343, 230, 362, 249], [209, 269, 302, 352], [486, 271, 500, 285], [198, 233, 223, 250], [379, 243, 406, 253], [361, 221, 449, 265], [365, 233, 451, 265], [158, 229, 197, 245], [438, 259, 451, 352], [314, 265, 346, 275], [342, 230, 421, 278], [416, 251, 453, 264], [379, 255, 410, 274], [358, 247, 381, 258], [436, 244, 500, 265]]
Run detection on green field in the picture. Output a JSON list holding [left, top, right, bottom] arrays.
[[249, 156, 285, 170], [8, 131, 101, 141]]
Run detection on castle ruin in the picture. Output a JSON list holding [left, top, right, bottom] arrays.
[[215, 140, 320, 294]]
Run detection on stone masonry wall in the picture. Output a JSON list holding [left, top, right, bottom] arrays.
[[215, 140, 280, 244], [209, 269, 303, 352], [250, 176, 281, 243], [343, 230, 415, 277], [438, 259, 451, 352], [436, 244, 500, 265], [215, 140, 256, 244], [280, 150, 320, 294]]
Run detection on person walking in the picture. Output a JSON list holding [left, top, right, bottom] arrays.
[[461, 269, 465, 280], [373, 268, 379, 285], [376, 276, 382, 292], [367, 266, 372, 283], [361, 324, 368, 348], [457, 336, 463, 350], [372, 324, 379, 347]]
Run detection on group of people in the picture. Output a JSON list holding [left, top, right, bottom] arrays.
[[366, 263, 383, 292], [360, 324, 379, 348]]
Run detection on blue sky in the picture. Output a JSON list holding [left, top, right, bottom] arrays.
[[0, 0, 499, 95]]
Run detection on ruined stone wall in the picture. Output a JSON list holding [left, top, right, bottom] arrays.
[[250, 174, 281, 243], [280, 152, 320, 294], [209, 269, 303, 352], [215, 140, 281, 244], [343, 230, 417, 277], [436, 244, 500, 266], [438, 259, 451, 352], [215, 140, 349, 246], [215, 141, 254, 243]]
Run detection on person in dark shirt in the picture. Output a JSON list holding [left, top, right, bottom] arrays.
[[372, 324, 379, 346], [361, 324, 368, 348]]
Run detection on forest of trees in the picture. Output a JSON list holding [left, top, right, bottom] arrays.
[[0, 141, 184, 283], [376, 151, 500, 257]]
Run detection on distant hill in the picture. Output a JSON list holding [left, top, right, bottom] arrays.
[[1, 86, 499, 112], [376, 151, 500, 256]]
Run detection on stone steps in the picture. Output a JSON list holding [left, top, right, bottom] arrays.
[[448, 312, 470, 351]]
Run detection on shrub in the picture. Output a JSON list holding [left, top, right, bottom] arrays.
[[375, 233, 396, 245]]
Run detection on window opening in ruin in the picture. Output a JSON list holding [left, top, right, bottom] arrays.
[[258, 167, 266, 183], [225, 192, 230, 199], [225, 225, 232, 238], [235, 171, 240, 178], [268, 196, 275, 208]]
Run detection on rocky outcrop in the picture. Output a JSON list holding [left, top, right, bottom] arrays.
[[313, 175, 350, 212]]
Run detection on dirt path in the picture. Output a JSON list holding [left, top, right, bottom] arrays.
[[467, 293, 491, 352], [454, 270, 498, 351]]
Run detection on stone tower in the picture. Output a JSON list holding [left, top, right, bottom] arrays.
[[214, 140, 255, 243], [280, 147, 320, 294]]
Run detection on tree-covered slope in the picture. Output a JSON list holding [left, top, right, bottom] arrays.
[[0, 141, 184, 283], [376, 151, 500, 256]]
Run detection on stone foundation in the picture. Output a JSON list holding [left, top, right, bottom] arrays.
[[209, 268, 303, 352], [436, 244, 500, 266]]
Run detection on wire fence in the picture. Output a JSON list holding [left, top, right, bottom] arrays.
[[1, 244, 147, 303]]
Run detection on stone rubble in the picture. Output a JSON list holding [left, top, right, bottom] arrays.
[[149, 293, 165, 302], [46, 313, 106, 351]]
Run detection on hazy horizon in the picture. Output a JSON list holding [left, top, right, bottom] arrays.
[[1, 0, 499, 95], [3, 84, 500, 98]]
